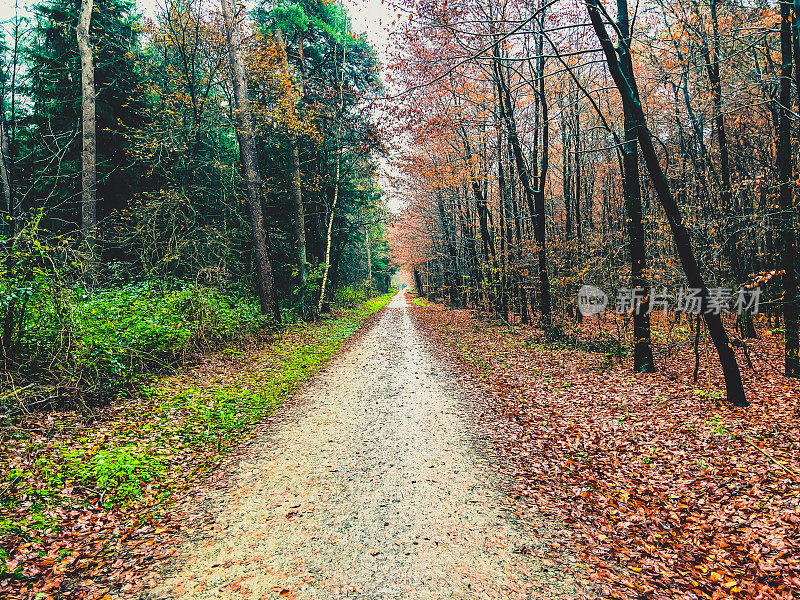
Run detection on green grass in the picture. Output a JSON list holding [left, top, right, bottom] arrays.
[[412, 297, 428, 306]]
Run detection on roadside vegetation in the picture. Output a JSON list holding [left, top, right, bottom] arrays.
[[0, 290, 393, 599]]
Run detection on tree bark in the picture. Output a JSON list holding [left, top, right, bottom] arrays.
[[779, 0, 799, 376], [617, 0, 655, 372], [586, 0, 747, 405], [574, 115, 582, 245], [221, 0, 279, 321], [705, 0, 732, 215], [533, 18, 552, 328], [0, 109, 12, 231], [561, 100, 572, 240], [795, 0, 800, 105], [317, 149, 339, 313], [365, 225, 372, 286], [413, 268, 425, 297], [7, 10, 20, 237], [77, 0, 97, 283], [318, 26, 346, 314], [275, 29, 309, 320]]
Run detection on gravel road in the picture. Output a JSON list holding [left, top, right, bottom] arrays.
[[150, 291, 561, 599]]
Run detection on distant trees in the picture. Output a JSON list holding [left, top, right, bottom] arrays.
[[257, 0, 387, 316]]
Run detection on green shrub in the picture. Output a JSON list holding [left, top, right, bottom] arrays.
[[332, 283, 376, 306], [6, 280, 266, 396]]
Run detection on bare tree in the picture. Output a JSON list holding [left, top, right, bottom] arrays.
[[77, 0, 97, 282], [221, 0, 280, 321], [585, 0, 747, 405]]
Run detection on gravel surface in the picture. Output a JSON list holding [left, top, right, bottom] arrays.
[[149, 291, 565, 599]]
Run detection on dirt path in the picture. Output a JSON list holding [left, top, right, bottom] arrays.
[[149, 291, 562, 599]]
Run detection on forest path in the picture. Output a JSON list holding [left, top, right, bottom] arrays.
[[149, 290, 561, 600]]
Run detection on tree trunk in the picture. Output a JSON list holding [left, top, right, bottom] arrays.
[[461, 131, 499, 311], [462, 195, 482, 308], [617, 0, 655, 372], [7, 12, 20, 237], [221, 0, 279, 321], [319, 28, 346, 313], [586, 0, 747, 406], [703, 0, 751, 307], [275, 29, 309, 320], [413, 268, 425, 297], [492, 46, 528, 323], [561, 101, 572, 240], [77, 0, 97, 284], [497, 110, 513, 321], [317, 153, 339, 313], [575, 117, 582, 245], [0, 109, 12, 231], [795, 1, 800, 107], [493, 34, 550, 326], [438, 192, 462, 306], [779, 0, 799, 376], [289, 137, 308, 316], [533, 21, 552, 328], [706, 0, 732, 215], [365, 225, 373, 287]]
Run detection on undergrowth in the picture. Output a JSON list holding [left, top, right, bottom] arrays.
[[3, 279, 266, 398]]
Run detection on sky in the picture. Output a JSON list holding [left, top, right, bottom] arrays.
[[343, 0, 396, 64]]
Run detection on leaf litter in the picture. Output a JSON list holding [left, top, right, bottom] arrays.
[[410, 301, 800, 600]]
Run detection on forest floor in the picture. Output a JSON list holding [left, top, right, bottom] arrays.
[[409, 299, 800, 600], [140, 290, 580, 600]]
